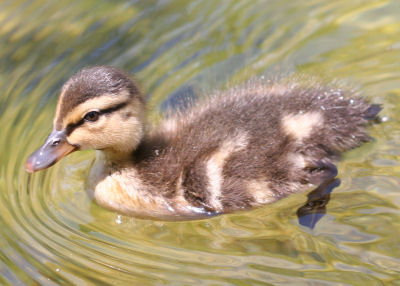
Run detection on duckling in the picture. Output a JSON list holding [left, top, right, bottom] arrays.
[[25, 66, 380, 219]]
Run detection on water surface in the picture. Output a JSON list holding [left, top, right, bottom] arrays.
[[0, 0, 399, 285]]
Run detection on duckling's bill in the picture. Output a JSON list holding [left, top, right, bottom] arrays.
[[26, 129, 78, 173]]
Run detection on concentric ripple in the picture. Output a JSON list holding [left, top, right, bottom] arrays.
[[0, 0, 400, 284]]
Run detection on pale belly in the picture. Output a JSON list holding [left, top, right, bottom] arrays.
[[86, 157, 216, 220]]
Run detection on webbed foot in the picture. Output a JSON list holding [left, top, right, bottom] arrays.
[[305, 159, 338, 185]]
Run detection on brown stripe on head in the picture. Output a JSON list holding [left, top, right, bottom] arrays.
[[53, 66, 142, 130]]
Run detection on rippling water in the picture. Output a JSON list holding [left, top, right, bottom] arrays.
[[1, 0, 400, 284]]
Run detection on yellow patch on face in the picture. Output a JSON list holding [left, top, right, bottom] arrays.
[[282, 112, 323, 140], [57, 91, 131, 129], [66, 98, 144, 155]]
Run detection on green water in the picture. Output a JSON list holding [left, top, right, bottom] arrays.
[[1, 0, 399, 285]]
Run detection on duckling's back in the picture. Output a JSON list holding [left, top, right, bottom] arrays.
[[134, 81, 380, 214]]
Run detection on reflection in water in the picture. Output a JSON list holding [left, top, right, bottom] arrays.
[[1, 0, 400, 284], [297, 179, 341, 229]]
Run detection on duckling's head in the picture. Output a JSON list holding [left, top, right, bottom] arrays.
[[26, 66, 145, 173]]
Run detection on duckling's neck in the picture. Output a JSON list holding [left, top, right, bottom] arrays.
[[101, 148, 134, 167]]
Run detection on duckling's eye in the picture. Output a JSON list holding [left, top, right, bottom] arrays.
[[84, 111, 100, 122]]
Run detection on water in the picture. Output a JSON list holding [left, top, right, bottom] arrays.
[[1, 0, 400, 284]]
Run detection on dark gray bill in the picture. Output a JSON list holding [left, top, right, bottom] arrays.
[[26, 129, 78, 173]]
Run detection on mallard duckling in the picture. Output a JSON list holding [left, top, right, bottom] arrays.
[[26, 66, 380, 219]]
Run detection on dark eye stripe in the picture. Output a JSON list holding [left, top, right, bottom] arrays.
[[66, 119, 85, 135], [101, 101, 128, 115], [65, 101, 129, 135]]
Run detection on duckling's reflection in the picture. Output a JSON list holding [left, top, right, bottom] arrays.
[[297, 179, 341, 229]]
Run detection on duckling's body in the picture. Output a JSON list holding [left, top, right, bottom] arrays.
[[26, 67, 380, 220]]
